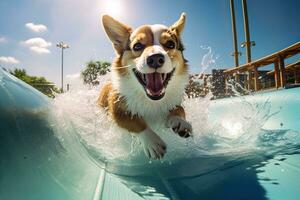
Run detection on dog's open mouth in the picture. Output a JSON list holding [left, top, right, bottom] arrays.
[[133, 68, 175, 100]]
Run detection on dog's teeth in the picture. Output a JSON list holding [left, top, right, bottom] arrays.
[[162, 73, 165, 81]]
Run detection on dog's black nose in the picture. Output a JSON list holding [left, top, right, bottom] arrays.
[[147, 54, 165, 69]]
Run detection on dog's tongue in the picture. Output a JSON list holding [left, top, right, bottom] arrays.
[[145, 72, 163, 96]]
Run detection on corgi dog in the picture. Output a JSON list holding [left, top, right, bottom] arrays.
[[98, 13, 192, 159]]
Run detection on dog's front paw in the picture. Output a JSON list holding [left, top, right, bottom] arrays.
[[167, 116, 192, 138], [138, 128, 167, 159]]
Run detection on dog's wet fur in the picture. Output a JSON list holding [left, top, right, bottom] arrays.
[[98, 13, 192, 159]]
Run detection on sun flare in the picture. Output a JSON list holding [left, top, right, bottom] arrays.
[[102, 0, 123, 18]]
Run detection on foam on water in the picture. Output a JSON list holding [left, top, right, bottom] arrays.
[[51, 71, 299, 167]]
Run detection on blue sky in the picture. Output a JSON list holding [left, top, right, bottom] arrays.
[[0, 0, 299, 86]]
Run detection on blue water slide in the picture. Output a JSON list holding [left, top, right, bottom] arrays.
[[1, 68, 300, 200]]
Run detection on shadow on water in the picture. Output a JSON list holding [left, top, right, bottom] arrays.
[[111, 157, 269, 200]]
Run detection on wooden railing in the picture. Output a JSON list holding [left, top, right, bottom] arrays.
[[266, 60, 300, 84], [224, 42, 300, 92]]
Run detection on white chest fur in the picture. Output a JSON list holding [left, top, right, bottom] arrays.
[[111, 69, 188, 121]]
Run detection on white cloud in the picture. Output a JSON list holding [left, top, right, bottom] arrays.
[[66, 73, 80, 79], [0, 37, 6, 43], [22, 37, 52, 54], [22, 37, 51, 48], [25, 22, 47, 33], [30, 46, 50, 54], [0, 56, 20, 64]]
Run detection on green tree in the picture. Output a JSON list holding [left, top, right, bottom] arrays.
[[9, 68, 60, 98], [81, 60, 111, 85]]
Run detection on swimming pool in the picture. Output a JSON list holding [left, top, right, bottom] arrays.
[[1, 68, 300, 200]]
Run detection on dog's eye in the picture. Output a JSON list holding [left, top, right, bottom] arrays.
[[132, 43, 145, 51], [164, 40, 175, 49]]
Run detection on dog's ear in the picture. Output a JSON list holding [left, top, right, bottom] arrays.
[[170, 12, 186, 35], [102, 15, 132, 55]]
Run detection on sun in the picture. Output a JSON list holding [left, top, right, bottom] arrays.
[[102, 0, 123, 18]]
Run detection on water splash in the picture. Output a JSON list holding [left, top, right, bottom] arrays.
[[191, 46, 219, 91], [200, 45, 218, 74], [51, 72, 299, 167]]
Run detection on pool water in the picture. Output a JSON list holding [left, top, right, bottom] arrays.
[[1, 68, 300, 200]]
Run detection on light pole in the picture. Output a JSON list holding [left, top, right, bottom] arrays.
[[241, 0, 255, 63], [56, 41, 69, 92], [230, 0, 240, 67]]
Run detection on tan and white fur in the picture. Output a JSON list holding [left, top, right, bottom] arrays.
[[98, 13, 192, 159]]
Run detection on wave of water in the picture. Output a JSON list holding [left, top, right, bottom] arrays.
[[51, 72, 299, 167]]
